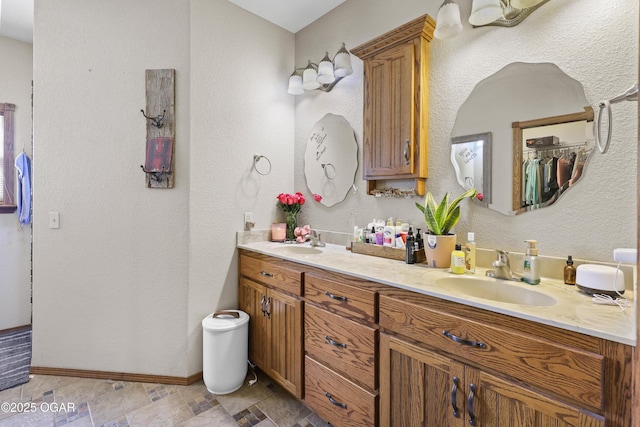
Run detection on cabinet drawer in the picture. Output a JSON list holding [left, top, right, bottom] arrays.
[[379, 294, 604, 411], [305, 272, 377, 323], [305, 304, 377, 390], [304, 356, 377, 427], [240, 253, 302, 296]]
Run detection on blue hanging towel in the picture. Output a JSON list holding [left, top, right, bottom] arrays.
[[14, 152, 31, 225]]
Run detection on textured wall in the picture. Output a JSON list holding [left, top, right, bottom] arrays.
[[295, 0, 638, 263], [188, 0, 294, 375], [32, 0, 191, 376], [0, 36, 33, 331]]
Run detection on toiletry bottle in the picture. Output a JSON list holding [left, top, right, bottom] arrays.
[[564, 255, 576, 285], [465, 232, 476, 274], [375, 221, 384, 245], [383, 217, 395, 247], [415, 228, 423, 249], [405, 227, 415, 264], [522, 240, 540, 285], [395, 219, 405, 249], [369, 226, 376, 244], [451, 244, 466, 274]]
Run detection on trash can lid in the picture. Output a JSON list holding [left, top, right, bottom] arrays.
[[202, 310, 249, 331]]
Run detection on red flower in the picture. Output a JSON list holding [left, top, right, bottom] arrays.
[[276, 192, 307, 214], [476, 193, 484, 201], [313, 194, 322, 202]]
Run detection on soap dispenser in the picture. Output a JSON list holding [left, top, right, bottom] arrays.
[[522, 240, 540, 285], [564, 255, 576, 285]]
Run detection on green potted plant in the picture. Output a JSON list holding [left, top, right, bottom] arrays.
[[415, 188, 477, 268]]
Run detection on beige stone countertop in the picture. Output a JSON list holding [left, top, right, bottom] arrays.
[[237, 239, 637, 346]]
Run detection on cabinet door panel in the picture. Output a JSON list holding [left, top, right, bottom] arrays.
[[267, 288, 303, 399], [364, 42, 414, 179], [380, 333, 465, 427], [238, 278, 267, 369]]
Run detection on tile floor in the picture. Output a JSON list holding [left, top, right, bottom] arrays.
[[0, 370, 331, 427]]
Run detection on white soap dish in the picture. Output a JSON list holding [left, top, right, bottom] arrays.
[[576, 264, 625, 297]]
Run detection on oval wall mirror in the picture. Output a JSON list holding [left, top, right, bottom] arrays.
[[450, 62, 594, 215], [304, 113, 358, 207]]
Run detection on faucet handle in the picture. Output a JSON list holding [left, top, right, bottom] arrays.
[[495, 249, 510, 266]]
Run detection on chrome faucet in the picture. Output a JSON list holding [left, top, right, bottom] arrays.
[[486, 249, 514, 280], [309, 229, 326, 247]]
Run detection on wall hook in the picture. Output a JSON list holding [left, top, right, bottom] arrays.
[[141, 109, 166, 129]]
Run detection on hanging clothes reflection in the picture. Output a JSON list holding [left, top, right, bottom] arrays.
[[521, 143, 590, 210]]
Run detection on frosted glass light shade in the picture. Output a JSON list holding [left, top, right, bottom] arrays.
[[511, 0, 544, 8], [302, 61, 320, 90], [334, 43, 353, 77], [317, 52, 336, 85], [287, 73, 304, 95], [469, 0, 504, 26], [434, 2, 463, 40]]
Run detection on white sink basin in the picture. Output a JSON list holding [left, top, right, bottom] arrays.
[[436, 276, 557, 307], [271, 245, 323, 255]]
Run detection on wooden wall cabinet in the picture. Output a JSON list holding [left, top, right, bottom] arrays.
[[238, 252, 304, 398], [351, 14, 435, 195]]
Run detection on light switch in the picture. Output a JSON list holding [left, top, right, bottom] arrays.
[[49, 212, 60, 229]]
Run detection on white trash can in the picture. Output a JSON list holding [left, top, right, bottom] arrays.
[[202, 310, 249, 394]]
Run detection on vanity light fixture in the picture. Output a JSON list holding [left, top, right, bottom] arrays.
[[434, 0, 550, 40], [287, 43, 353, 95]]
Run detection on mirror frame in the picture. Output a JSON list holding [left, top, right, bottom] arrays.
[[0, 103, 16, 213], [451, 132, 492, 207], [512, 106, 594, 212]]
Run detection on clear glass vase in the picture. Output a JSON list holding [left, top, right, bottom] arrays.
[[285, 211, 298, 241]]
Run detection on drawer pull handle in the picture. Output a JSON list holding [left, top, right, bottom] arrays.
[[260, 295, 267, 317], [451, 376, 460, 418], [325, 335, 347, 349], [467, 384, 477, 426], [265, 297, 271, 319], [442, 330, 487, 349], [260, 271, 274, 277], [324, 291, 347, 302], [325, 392, 347, 409]]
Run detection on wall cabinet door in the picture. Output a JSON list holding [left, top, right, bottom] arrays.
[[380, 333, 466, 427], [238, 278, 303, 399], [467, 369, 605, 427], [363, 42, 414, 179]]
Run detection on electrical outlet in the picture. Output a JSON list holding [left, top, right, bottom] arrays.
[[244, 212, 255, 230]]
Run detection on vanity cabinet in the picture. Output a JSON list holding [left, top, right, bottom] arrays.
[[351, 14, 435, 195], [302, 270, 381, 427], [238, 251, 304, 398], [378, 288, 631, 427]]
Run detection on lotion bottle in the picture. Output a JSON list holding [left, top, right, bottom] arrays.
[[465, 232, 476, 274], [522, 240, 540, 285], [383, 217, 395, 247], [450, 245, 466, 274]]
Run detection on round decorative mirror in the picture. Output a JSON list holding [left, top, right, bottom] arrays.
[[304, 113, 358, 207], [450, 62, 594, 215]]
